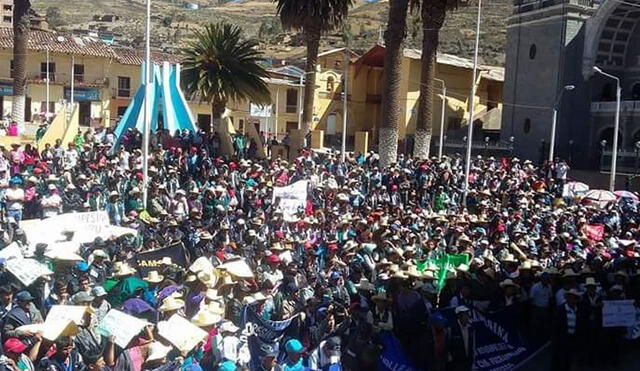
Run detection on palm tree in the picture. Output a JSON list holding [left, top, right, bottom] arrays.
[[379, 0, 413, 168], [413, 0, 462, 159], [181, 22, 271, 142], [275, 0, 353, 138], [12, 0, 31, 126]]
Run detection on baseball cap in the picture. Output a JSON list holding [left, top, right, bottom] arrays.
[[455, 305, 470, 314], [91, 286, 107, 297], [285, 339, 303, 354], [217, 361, 237, 371], [4, 338, 27, 353], [15, 291, 34, 302]]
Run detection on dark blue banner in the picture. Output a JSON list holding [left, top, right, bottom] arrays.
[[378, 331, 422, 371], [470, 307, 547, 371], [241, 305, 298, 371]]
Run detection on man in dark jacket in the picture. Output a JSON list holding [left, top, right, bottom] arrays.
[[551, 289, 586, 371], [2, 291, 43, 340], [448, 305, 475, 371]]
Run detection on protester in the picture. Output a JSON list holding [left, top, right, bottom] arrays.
[[0, 128, 637, 371]]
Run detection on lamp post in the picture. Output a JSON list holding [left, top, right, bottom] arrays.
[[600, 139, 607, 171], [434, 78, 447, 160], [549, 84, 575, 161], [142, 0, 152, 206], [463, 0, 482, 206], [593, 66, 621, 191]]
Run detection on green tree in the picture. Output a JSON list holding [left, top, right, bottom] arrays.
[[12, 0, 31, 126], [46, 6, 63, 28], [413, 0, 464, 159], [181, 22, 270, 141], [275, 0, 353, 138]]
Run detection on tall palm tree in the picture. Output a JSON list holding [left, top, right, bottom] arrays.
[[275, 0, 353, 138], [182, 22, 271, 140], [12, 0, 31, 126], [379, 0, 413, 168], [413, 0, 462, 159]]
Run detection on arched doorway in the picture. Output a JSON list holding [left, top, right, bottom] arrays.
[[598, 127, 623, 148]]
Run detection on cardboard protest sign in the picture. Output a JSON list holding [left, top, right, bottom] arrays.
[[17, 320, 78, 341], [22, 211, 114, 245], [96, 309, 149, 348], [47, 305, 90, 325], [136, 243, 188, 277], [218, 258, 254, 279], [157, 314, 207, 353], [6, 258, 52, 286], [603, 300, 636, 327], [0, 242, 23, 260], [272, 180, 307, 221]]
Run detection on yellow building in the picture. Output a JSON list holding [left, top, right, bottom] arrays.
[[311, 45, 504, 150], [0, 28, 503, 152]]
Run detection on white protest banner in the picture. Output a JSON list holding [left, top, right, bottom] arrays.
[[17, 320, 78, 341], [250, 103, 272, 118], [6, 258, 52, 286], [157, 314, 207, 353], [0, 242, 23, 260], [603, 300, 636, 327], [272, 180, 308, 221], [47, 305, 89, 325], [22, 211, 111, 245], [96, 309, 149, 348]]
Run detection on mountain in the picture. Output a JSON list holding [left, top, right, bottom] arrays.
[[32, 0, 511, 66]]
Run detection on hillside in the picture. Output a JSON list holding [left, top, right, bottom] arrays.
[[31, 0, 511, 66]]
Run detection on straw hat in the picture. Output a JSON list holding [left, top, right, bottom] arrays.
[[371, 291, 392, 302], [205, 289, 221, 301], [207, 301, 226, 315], [562, 269, 579, 278], [147, 342, 172, 362], [405, 265, 423, 279], [499, 279, 519, 289], [219, 321, 240, 333], [113, 262, 136, 277], [197, 271, 218, 288], [565, 288, 583, 297], [584, 277, 599, 286], [191, 310, 222, 327], [217, 274, 238, 288], [143, 271, 164, 284], [158, 296, 185, 312]]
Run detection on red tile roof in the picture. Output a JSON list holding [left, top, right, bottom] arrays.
[[0, 28, 182, 66], [0, 28, 118, 59], [112, 47, 183, 65]]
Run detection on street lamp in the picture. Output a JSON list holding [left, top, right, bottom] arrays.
[[463, 0, 482, 206], [593, 66, 621, 191], [549, 84, 575, 161], [434, 78, 447, 160]]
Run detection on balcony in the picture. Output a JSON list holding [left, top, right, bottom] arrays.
[[591, 100, 640, 113]]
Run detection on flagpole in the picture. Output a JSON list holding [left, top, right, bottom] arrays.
[[142, 0, 151, 207]]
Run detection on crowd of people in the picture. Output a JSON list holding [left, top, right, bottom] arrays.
[[0, 126, 637, 371]]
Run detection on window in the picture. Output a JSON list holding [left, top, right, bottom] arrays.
[[524, 118, 531, 134], [9, 60, 13, 78], [334, 59, 342, 69], [600, 83, 614, 101], [3, 16, 10, 23], [286, 88, 298, 113], [117, 76, 131, 97], [74, 64, 85, 83], [117, 106, 128, 117], [529, 44, 537, 60], [3, 5, 12, 11], [40, 62, 55, 81], [326, 76, 335, 92], [633, 83, 640, 100]]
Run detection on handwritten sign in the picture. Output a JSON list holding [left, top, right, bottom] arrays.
[[0, 242, 23, 260], [22, 211, 111, 245], [6, 258, 52, 286], [96, 309, 149, 348], [47, 305, 90, 325], [603, 300, 636, 327], [272, 180, 307, 221], [17, 320, 78, 341], [157, 314, 207, 353]]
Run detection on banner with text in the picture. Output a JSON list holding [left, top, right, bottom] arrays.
[[272, 181, 308, 221], [135, 243, 189, 277], [241, 305, 298, 371]]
